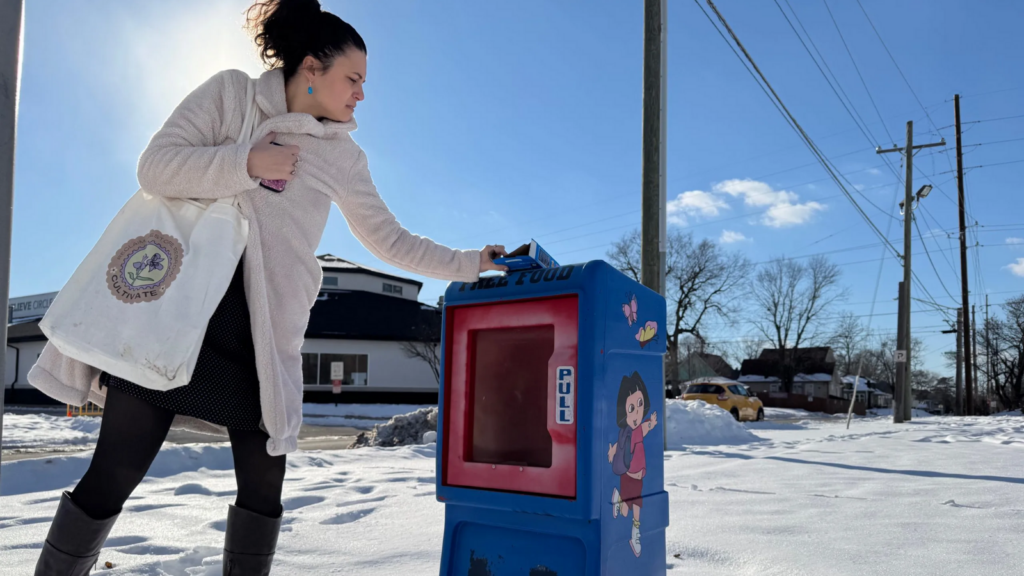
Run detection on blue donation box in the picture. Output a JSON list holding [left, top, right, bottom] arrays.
[[437, 261, 669, 576]]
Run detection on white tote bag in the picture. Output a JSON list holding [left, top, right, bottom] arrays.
[[40, 78, 259, 391]]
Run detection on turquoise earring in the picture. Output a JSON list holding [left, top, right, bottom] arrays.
[[308, 83, 313, 95]]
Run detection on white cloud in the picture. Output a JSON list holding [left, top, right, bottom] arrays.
[[1007, 237, 1024, 245], [1008, 258, 1024, 277], [853, 184, 866, 191], [708, 179, 825, 228], [867, 168, 882, 176], [713, 179, 797, 207], [763, 201, 826, 228], [719, 230, 749, 243], [667, 190, 729, 225]]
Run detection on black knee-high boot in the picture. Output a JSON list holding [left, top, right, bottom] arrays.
[[222, 504, 282, 575], [34, 492, 120, 576]]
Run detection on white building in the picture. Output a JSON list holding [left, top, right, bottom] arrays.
[[5, 254, 442, 405]]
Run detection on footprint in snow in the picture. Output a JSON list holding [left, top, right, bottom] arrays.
[[0, 516, 52, 529], [126, 503, 185, 513], [282, 495, 326, 511], [336, 495, 387, 508], [116, 543, 191, 556], [105, 536, 149, 547], [320, 507, 376, 525], [348, 485, 376, 495]]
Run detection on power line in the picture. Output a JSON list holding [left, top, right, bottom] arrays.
[[701, 0, 901, 265], [854, 0, 943, 137], [822, 0, 896, 145]]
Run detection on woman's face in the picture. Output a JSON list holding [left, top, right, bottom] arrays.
[[307, 49, 366, 122], [625, 390, 645, 430]]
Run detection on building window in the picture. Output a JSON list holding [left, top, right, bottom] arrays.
[[317, 353, 370, 386], [383, 283, 403, 295], [322, 276, 339, 287], [301, 353, 320, 384]]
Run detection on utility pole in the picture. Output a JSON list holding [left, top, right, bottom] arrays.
[[986, 295, 992, 410], [640, 0, 667, 444], [877, 122, 945, 423], [972, 304, 979, 415], [954, 94, 974, 416], [641, 0, 664, 296], [893, 281, 906, 423], [955, 308, 963, 415], [0, 0, 25, 491]]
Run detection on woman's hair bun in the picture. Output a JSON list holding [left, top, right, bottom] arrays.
[[244, 0, 365, 80]]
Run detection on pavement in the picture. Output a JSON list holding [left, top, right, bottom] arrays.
[[1, 405, 364, 462]]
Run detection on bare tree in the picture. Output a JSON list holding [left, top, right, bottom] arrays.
[[980, 295, 1024, 411], [608, 229, 752, 389], [828, 312, 867, 377], [750, 255, 846, 392], [401, 318, 442, 386]]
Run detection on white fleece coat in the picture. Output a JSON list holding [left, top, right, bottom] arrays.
[[28, 67, 481, 455]]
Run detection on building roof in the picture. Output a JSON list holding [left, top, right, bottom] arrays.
[[316, 254, 423, 289], [305, 290, 439, 341], [740, 346, 837, 380], [683, 376, 742, 386]]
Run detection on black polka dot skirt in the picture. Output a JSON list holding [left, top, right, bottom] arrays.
[[100, 256, 263, 431]]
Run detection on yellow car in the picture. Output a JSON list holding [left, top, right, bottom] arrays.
[[682, 380, 764, 422]]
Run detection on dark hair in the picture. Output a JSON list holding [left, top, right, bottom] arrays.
[[616, 372, 650, 427], [244, 0, 367, 81]]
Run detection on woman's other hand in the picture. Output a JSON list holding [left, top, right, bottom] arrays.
[[479, 245, 509, 273], [247, 132, 300, 181]]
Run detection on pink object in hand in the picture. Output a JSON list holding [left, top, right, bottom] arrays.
[[260, 179, 287, 192]]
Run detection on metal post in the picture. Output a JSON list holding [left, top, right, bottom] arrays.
[[954, 95, 974, 415], [955, 308, 963, 416], [659, 0, 667, 296], [901, 122, 914, 422], [0, 0, 26, 491], [894, 281, 906, 424]]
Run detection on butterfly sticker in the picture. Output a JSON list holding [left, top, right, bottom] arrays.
[[636, 321, 658, 349], [622, 293, 638, 326]]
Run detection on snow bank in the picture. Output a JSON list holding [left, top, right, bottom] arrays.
[[348, 407, 438, 448], [665, 400, 763, 449], [1, 414, 101, 450], [867, 407, 934, 419], [302, 403, 433, 419]]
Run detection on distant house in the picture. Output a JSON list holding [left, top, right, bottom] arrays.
[[678, 352, 738, 383], [842, 375, 893, 409], [739, 347, 843, 399]]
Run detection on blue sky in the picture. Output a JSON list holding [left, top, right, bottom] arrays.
[[11, 0, 1024, 373]]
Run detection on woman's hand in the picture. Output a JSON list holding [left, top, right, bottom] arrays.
[[247, 132, 300, 181], [479, 245, 509, 273]]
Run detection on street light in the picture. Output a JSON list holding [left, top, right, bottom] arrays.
[[899, 184, 935, 214]]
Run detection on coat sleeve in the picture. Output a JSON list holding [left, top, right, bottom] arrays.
[[333, 150, 481, 283], [136, 69, 261, 199]]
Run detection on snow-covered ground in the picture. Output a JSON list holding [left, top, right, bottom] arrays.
[[2, 402, 1022, 574]]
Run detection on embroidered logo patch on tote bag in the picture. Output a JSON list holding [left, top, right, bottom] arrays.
[[106, 230, 184, 304]]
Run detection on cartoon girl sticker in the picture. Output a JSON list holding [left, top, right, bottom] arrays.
[[607, 372, 658, 558]]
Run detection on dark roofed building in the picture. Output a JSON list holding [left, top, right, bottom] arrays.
[[739, 346, 842, 399], [7, 255, 443, 406]]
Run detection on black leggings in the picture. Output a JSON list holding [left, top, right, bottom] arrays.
[[70, 385, 286, 520]]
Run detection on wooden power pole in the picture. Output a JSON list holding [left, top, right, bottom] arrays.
[[955, 308, 963, 415], [973, 304, 979, 414], [0, 0, 25, 491], [954, 94, 974, 416], [641, 0, 665, 296], [877, 122, 944, 423]]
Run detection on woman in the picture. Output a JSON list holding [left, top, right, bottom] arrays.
[[28, 1, 506, 574]]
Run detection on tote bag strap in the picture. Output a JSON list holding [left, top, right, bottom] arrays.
[[216, 77, 258, 207]]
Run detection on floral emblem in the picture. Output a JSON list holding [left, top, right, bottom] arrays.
[[106, 230, 184, 304]]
